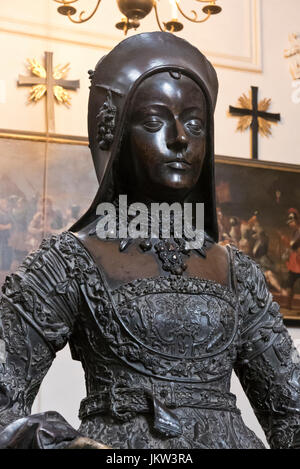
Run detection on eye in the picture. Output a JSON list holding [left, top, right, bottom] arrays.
[[185, 119, 204, 136], [143, 118, 163, 132]]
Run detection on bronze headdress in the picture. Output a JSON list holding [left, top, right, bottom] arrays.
[[71, 31, 219, 242]]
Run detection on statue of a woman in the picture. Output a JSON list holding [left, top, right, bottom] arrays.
[[1, 32, 300, 449]]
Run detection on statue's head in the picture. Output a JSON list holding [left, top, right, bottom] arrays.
[[71, 32, 219, 241], [121, 71, 207, 203]]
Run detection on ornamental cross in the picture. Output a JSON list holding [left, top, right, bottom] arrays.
[[284, 33, 300, 80], [18, 51, 80, 132], [228, 86, 281, 160]]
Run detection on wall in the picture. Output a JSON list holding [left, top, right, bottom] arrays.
[[1, 0, 300, 448]]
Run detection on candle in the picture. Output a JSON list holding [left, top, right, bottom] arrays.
[[169, 0, 178, 20]]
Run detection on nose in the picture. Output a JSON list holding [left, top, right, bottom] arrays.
[[167, 119, 188, 153]]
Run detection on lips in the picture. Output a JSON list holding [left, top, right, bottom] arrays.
[[165, 153, 192, 170], [165, 161, 191, 170]]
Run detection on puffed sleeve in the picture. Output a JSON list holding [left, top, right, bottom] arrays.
[[231, 246, 300, 449], [0, 232, 83, 448]]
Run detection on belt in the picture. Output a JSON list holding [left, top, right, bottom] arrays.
[[79, 383, 240, 438]]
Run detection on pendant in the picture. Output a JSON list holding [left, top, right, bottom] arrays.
[[139, 235, 213, 276], [153, 239, 188, 276]]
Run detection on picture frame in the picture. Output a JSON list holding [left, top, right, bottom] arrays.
[[0, 130, 97, 286], [215, 155, 300, 326]]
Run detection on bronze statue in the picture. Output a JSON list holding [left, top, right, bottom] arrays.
[[1, 32, 300, 449]]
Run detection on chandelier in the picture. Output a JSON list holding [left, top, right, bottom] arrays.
[[53, 0, 222, 35]]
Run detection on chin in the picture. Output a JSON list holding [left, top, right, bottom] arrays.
[[154, 169, 194, 189], [152, 180, 194, 202], [163, 176, 196, 191]]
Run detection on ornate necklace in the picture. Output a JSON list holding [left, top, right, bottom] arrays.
[[138, 236, 213, 275], [89, 199, 214, 276]]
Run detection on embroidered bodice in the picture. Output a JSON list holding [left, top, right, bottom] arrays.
[[1, 232, 300, 449]]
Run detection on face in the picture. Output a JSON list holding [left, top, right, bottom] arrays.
[[126, 72, 207, 202], [288, 218, 297, 229]]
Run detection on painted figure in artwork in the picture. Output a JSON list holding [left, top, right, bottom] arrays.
[[1, 33, 300, 449], [281, 209, 300, 310]]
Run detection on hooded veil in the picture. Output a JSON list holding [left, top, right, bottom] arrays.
[[70, 32, 219, 242]]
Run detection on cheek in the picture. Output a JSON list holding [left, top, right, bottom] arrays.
[[129, 133, 154, 182], [130, 129, 166, 167], [190, 136, 206, 165]]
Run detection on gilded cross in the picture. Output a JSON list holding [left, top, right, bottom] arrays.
[[18, 51, 80, 132], [229, 86, 281, 160], [284, 33, 300, 80]]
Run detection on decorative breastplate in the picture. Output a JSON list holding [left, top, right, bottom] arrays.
[[82, 273, 239, 383]]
